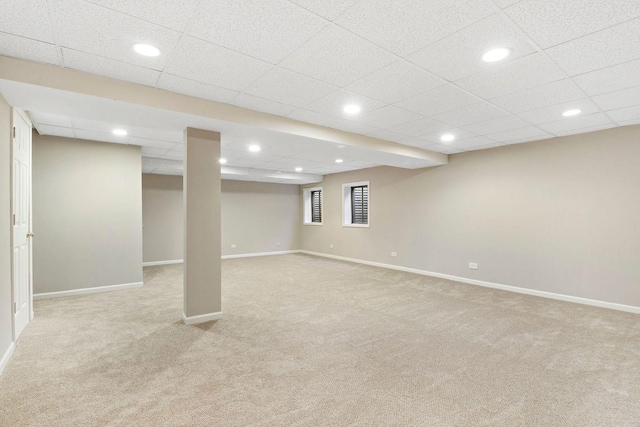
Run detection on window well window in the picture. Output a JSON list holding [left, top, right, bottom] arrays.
[[342, 181, 369, 227], [303, 187, 323, 225]]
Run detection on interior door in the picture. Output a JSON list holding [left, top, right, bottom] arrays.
[[12, 109, 32, 340]]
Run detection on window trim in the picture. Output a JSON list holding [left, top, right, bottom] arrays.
[[303, 186, 323, 226], [342, 181, 370, 228]]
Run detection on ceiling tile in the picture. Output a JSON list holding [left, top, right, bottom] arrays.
[[62, 49, 161, 86], [245, 67, 337, 107], [72, 117, 121, 134], [36, 124, 75, 138], [130, 127, 182, 142], [545, 18, 640, 76], [462, 115, 529, 135], [162, 148, 183, 160], [157, 74, 239, 103], [491, 79, 586, 113], [464, 142, 505, 151], [0, 0, 54, 42], [394, 84, 481, 117], [129, 137, 176, 150], [142, 165, 157, 173], [422, 143, 465, 154], [229, 94, 296, 117], [141, 146, 170, 157], [395, 137, 426, 148], [446, 136, 496, 150], [335, 0, 494, 57], [606, 104, 640, 123], [189, 0, 327, 64], [592, 85, 640, 111], [54, 0, 181, 70], [287, 108, 341, 128], [288, 0, 359, 20], [553, 123, 617, 137], [503, 134, 554, 145], [365, 129, 412, 143], [407, 14, 537, 81], [505, 0, 640, 49], [345, 60, 445, 104], [0, 33, 59, 66], [517, 99, 601, 125], [304, 89, 385, 120], [419, 129, 477, 145], [84, 0, 199, 32], [388, 117, 450, 137], [327, 117, 377, 135], [355, 105, 423, 129], [29, 111, 74, 127], [572, 58, 640, 96], [433, 102, 507, 127], [494, 0, 519, 8], [485, 126, 550, 143], [74, 129, 130, 144], [456, 53, 566, 99], [280, 25, 396, 87], [538, 113, 613, 135]]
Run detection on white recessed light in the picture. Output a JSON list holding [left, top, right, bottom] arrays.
[[248, 144, 261, 152], [482, 47, 511, 63], [112, 128, 128, 136], [133, 43, 161, 57], [441, 134, 455, 142], [295, 167, 303, 172], [219, 158, 227, 164], [562, 109, 582, 117], [343, 104, 361, 115], [335, 159, 344, 163]]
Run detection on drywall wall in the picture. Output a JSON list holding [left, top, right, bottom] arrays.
[[301, 125, 640, 308], [142, 175, 300, 262], [32, 133, 143, 294], [0, 95, 13, 369]]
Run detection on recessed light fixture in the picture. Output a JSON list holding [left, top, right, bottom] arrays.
[[335, 159, 344, 163], [133, 43, 161, 57], [441, 134, 455, 142], [112, 128, 128, 136], [562, 109, 582, 117], [482, 47, 511, 63], [295, 167, 303, 172], [343, 104, 361, 115], [248, 144, 261, 152], [219, 158, 227, 164]]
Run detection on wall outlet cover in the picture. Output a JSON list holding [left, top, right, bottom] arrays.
[[391, 252, 397, 257], [469, 262, 478, 270]]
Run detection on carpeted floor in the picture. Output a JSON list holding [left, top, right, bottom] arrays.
[[1, 254, 639, 426]]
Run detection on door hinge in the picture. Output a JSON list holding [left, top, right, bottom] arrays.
[[13, 127, 16, 138], [13, 214, 16, 225], [14, 302, 17, 313]]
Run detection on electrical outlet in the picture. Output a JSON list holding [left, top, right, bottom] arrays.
[[329, 244, 334, 249], [231, 244, 237, 249], [391, 252, 397, 257], [469, 262, 478, 270]]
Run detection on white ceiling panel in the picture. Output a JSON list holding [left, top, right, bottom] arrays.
[[505, 0, 640, 49], [0, 32, 59, 66], [29, 111, 73, 127], [129, 127, 182, 142], [229, 94, 296, 117], [286, 108, 341, 129], [592, 86, 640, 111], [422, 144, 465, 154], [433, 102, 507, 127], [572, 59, 640, 96], [546, 18, 640, 76], [164, 36, 272, 92], [157, 74, 238, 103], [388, 117, 450, 138], [516, 99, 601, 125], [446, 136, 496, 150], [494, 0, 520, 9], [462, 115, 529, 135], [394, 84, 481, 117], [304, 90, 385, 120], [280, 25, 396, 87], [356, 105, 423, 129], [62, 49, 161, 87], [407, 14, 537, 81], [335, 0, 494, 57], [606, 105, 640, 123], [490, 79, 586, 114], [36, 124, 75, 138], [189, 0, 327, 64], [325, 116, 377, 135], [129, 138, 176, 150], [54, 0, 181, 70], [464, 142, 504, 151], [84, 0, 199, 32], [74, 129, 129, 144], [419, 129, 477, 145], [505, 135, 554, 145], [345, 60, 445, 104], [288, 0, 359, 21], [456, 53, 566, 99], [538, 113, 613, 135], [141, 146, 170, 157], [72, 117, 122, 134], [365, 129, 412, 144], [245, 67, 337, 107], [485, 126, 550, 143], [553, 123, 616, 137], [0, 0, 54, 43]]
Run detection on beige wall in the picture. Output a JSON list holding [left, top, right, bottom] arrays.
[[33, 134, 143, 294], [142, 175, 300, 262], [0, 95, 13, 364], [301, 125, 640, 308]]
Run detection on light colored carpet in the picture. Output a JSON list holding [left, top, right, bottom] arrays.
[[1, 254, 640, 426]]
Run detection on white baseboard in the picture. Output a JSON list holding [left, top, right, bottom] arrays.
[[0, 342, 15, 376], [182, 311, 223, 325], [300, 250, 640, 315], [222, 250, 300, 259], [143, 259, 183, 267], [33, 282, 144, 300]]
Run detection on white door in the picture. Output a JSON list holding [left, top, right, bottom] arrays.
[[12, 109, 32, 340]]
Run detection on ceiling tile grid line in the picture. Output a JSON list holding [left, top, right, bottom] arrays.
[[45, 0, 64, 66]]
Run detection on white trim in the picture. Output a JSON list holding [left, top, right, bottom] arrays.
[[143, 259, 183, 267], [0, 342, 16, 376], [222, 250, 300, 259], [33, 282, 143, 300], [299, 250, 640, 315], [182, 311, 222, 325]]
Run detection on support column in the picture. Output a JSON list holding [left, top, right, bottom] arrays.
[[182, 128, 222, 325]]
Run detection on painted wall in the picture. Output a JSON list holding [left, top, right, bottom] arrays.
[[301, 125, 640, 308], [142, 174, 300, 262], [32, 134, 143, 294], [0, 95, 13, 369]]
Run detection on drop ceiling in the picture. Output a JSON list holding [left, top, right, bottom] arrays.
[[1, 0, 639, 175]]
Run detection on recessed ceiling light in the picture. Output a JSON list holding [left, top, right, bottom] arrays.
[[295, 167, 303, 172], [335, 159, 344, 163], [343, 104, 361, 115], [562, 109, 582, 117], [248, 144, 261, 152], [112, 128, 128, 136], [441, 134, 455, 142], [219, 158, 227, 164], [133, 43, 161, 57], [482, 47, 511, 63]]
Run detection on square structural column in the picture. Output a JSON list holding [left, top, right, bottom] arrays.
[[182, 128, 222, 325]]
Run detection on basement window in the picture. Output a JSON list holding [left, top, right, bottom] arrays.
[[303, 187, 323, 225], [343, 181, 369, 227]]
